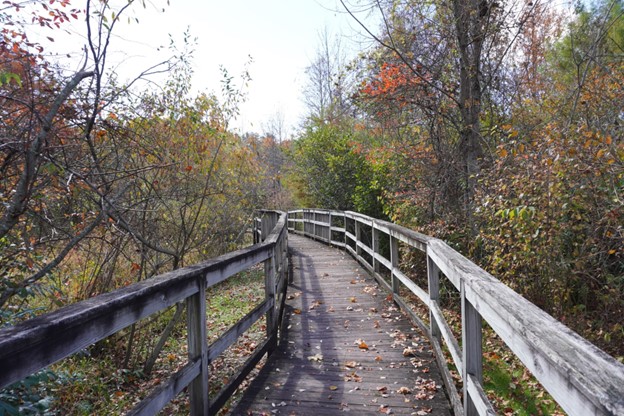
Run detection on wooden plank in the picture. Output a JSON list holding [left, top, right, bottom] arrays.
[[427, 255, 441, 341], [0, 211, 288, 391], [209, 336, 273, 415], [428, 238, 624, 416], [187, 277, 208, 416], [466, 374, 496, 416], [232, 234, 452, 416], [462, 280, 483, 416], [394, 268, 429, 305], [207, 299, 272, 362], [430, 300, 463, 378], [128, 359, 200, 416], [431, 337, 464, 416]]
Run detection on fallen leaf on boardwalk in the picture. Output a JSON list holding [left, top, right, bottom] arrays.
[[403, 347, 416, 357], [307, 353, 323, 362], [386, 294, 393, 302], [415, 392, 429, 400], [369, 307, 378, 313], [329, 385, 338, 391], [397, 386, 411, 394], [379, 404, 393, 414], [374, 320, 381, 328], [293, 309, 301, 314], [309, 300, 323, 310], [415, 407, 433, 415], [327, 305, 335, 312], [377, 386, 388, 392], [375, 355, 383, 361], [422, 367, 430, 373], [323, 272, 329, 277], [350, 296, 357, 303], [344, 361, 358, 368], [350, 279, 357, 284], [355, 339, 369, 350], [344, 371, 362, 382], [346, 306, 354, 311]]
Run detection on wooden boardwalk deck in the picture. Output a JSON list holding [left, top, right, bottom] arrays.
[[231, 234, 452, 415]]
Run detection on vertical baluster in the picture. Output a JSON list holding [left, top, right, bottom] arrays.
[[462, 281, 483, 416], [187, 277, 209, 416], [372, 225, 380, 274], [427, 255, 441, 342], [390, 234, 399, 298], [355, 219, 362, 259], [265, 246, 277, 353]]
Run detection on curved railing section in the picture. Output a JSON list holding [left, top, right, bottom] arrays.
[[0, 210, 288, 416], [288, 208, 624, 416]]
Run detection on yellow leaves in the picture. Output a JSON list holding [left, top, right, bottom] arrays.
[[329, 385, 338, 391], [498, 148, 508, 158]]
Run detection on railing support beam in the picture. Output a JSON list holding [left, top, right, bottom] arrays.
[[462, 280, 483, 416], [187, 277, 209, 416]]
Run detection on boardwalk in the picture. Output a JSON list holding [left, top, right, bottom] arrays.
[[231, 234, 452, 415]]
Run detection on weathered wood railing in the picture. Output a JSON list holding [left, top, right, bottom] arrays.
[[0, 210, 288, 416], [288, 208, 624, 416]]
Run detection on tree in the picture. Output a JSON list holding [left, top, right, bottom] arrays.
[[343, 0, 543, 227], [303, 27, 352, 124]]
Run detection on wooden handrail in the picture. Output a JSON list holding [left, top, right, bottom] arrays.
[[0, 210, 289, 416], [288, 208, 624, 416]]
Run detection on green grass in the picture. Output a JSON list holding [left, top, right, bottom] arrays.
[[0, 267, 267, 415]]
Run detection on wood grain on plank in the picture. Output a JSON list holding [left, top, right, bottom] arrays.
[[231, 234, 452, 415]]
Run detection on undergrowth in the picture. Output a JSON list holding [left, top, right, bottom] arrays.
[[0, 268, 266, 415]]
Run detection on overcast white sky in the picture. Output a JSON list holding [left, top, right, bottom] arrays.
[[35, 0, 375, 136]]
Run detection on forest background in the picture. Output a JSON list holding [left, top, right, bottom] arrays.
[[1, 0, 623, 414]]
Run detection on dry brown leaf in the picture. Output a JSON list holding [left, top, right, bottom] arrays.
[[397, 386, 411, 394], [293, 308, 301, 315]]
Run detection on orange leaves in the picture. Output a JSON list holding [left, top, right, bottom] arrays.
[[355, 339, 369, 350], [359, 62, 423, 102]]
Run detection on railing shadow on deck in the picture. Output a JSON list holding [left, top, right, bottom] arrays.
[[0, 210, 289, 416], [288, 208, 624, 416]]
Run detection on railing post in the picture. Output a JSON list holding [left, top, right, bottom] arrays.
[[327, 211, 332, 244], [372, 224, 380, 274], [390, 234, 399, 297], [265, 246, 277, 352], [462, 280, 483, 416], [355, 219, 362, 258], [427, 255, 441, 342], [187, 278, 209, 416]]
